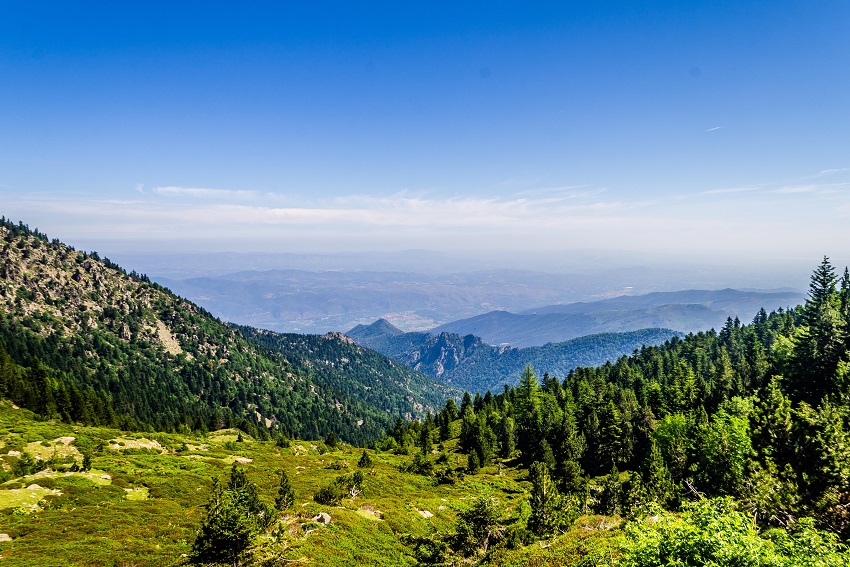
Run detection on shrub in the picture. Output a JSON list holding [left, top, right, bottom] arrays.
[[191, 465, 272, 565], [313, 486, 342, 506], [358, 450, 373, 468]]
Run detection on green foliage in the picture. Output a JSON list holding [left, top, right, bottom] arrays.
[[357, 449, 373, 468], [275, 469, 295, 511], [528, 461, 573, 536], [313, 485, 342, 506], [619, 498, 848, 567], [452, 495, 506, 557], [191, 465, 272, 565], [696, 406, 753, 496]]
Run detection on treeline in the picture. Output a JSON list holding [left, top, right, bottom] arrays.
[[388, 257, 850, 540]]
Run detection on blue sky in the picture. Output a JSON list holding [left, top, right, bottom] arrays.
[[2, 2, 849, 269]]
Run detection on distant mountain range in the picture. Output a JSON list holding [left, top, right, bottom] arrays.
[[144, 258, 805, 336], [430, 289, 804, 347], [347, 319, 681, 393]]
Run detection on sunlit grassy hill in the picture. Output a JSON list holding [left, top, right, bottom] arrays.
[[0, 400, 619, 566]]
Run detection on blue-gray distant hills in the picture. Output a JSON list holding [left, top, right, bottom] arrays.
[[346, 320, 682, 394], [347, 288, 804, 393], [429, 289, 804, 347]]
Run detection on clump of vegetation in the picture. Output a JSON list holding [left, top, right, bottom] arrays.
[[357, 449, 372, 468], [275, 469, 295, 511], [191, 464, 273, 565], [313, 471, 365, 506]]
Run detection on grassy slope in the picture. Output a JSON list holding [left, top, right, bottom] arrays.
[[0, 401, 617, 567]]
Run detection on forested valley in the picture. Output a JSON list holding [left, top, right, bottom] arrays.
[[0, 215, 848, 566]]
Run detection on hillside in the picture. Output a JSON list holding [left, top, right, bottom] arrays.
[[233, 326, 461, 419], [347, 319, 681, 393], [430, 288, 804, 347], [0, 218, 445, 444]]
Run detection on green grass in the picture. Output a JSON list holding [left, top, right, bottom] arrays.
[[0, 400, 619, 566]]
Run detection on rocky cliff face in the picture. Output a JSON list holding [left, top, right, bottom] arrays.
[[410, 332, 485, 378]]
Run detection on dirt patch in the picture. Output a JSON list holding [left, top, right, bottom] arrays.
[[108, 437, 165, 453], [155, 319, 183, 355]]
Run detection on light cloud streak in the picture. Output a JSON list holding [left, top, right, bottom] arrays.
[[151, 186, 260, 199], [5, 173, 850, 261]]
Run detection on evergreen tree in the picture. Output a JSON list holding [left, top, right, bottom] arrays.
[[275, 469, 296, 511], [191, 466, 270, 565], [642, 440, 675, 507], [467, 451, 480, 475], [460, 391, 473, 415], [497, 413, 515, 459], [358, 449, 373, 468], [443, 398, 460, 422], [419, 420, 433, 456], [789, 257, 846, 403], [528, 461, 565, 536]]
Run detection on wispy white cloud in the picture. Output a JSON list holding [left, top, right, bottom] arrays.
[[700, 186, 760, 195], [6, 175, 850, 259], [151, 186, 259, 199], [817, 168, 849, 177], [773, 185, 817, 194], [705, 126, 723, 132]]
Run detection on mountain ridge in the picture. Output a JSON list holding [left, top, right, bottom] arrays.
[[430, 288, 804, 347], [347, 320, 682, 393], [0, 217, 446, 443]]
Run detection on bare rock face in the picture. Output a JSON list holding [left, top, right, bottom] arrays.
[[312, 512, 331, 524]]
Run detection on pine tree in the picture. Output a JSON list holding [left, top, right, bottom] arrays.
[[467, 451, 480, 474], [275, 469, 296, 511], [497, 414, 515, 459], [419, 421, 433, 456], [789, 257, 846, 403], [357, 449, 373, 468], [528, 461, 565, 536], [642, 440, 675, 506]]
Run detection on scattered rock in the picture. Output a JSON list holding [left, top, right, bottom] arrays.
[[0, 534, 11, 542], [54, 437, 76, 445], [234, 457, 253, 464], [313, 512, 331, 524], [7, 450, 21, 457], [26, 484, 43, 490], [418, 509, 434, 519]]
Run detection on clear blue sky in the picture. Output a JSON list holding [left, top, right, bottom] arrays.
[[2, 1, 849, 268]]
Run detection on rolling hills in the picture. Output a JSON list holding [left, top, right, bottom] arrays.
[[430, 288, 804, 347], [347, 319, 681, 393]]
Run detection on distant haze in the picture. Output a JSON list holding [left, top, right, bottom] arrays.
[[124, 250, 809, 335]]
